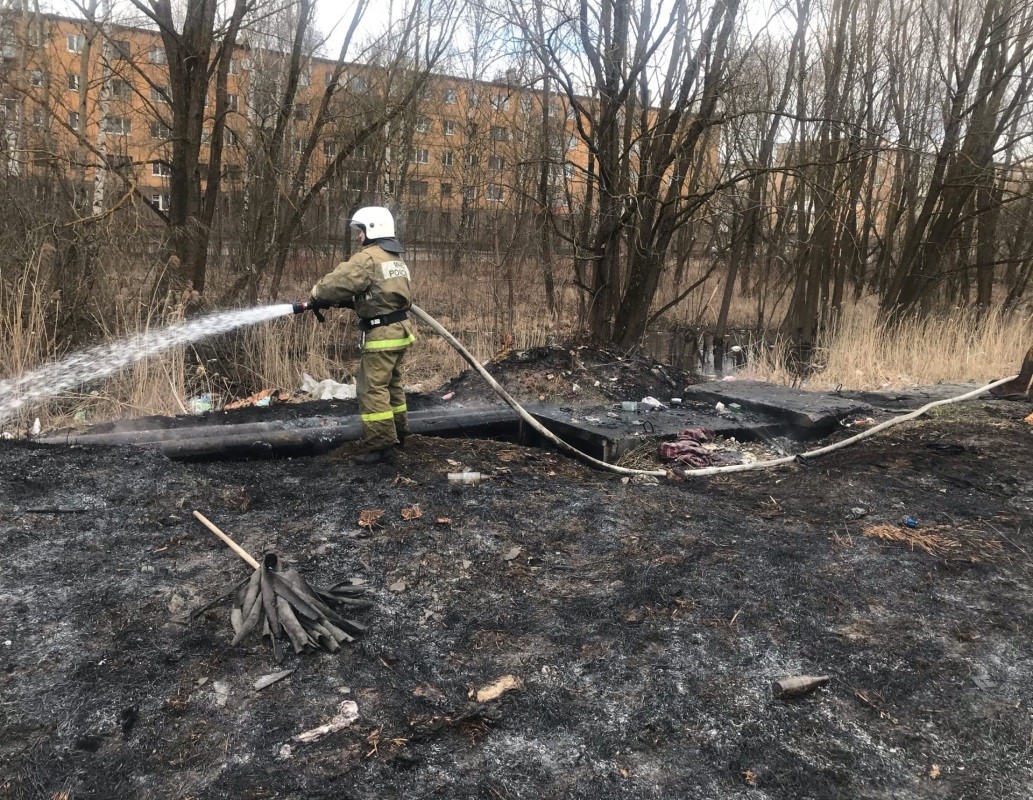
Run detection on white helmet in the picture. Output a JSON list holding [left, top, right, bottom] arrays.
[[350, 206, 395, 239]]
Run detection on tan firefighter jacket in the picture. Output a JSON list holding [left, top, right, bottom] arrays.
[[310, 243, 416, 353]]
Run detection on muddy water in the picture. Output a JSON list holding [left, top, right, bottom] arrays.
[[0, 304, 295, 425], [643, 329, 751, 377]]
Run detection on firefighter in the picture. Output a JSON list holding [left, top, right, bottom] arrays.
[[308, 206, 415, 464]]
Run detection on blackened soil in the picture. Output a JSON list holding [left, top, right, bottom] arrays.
[[1, 402, 1031, 799]]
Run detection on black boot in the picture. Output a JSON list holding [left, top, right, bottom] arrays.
[[396, 429, 406, 448], [352, 447, 396, 465]]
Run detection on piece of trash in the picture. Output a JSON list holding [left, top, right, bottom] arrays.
[[473, 675, 523, 703], [300, 373, 356, 401], [293, 700, 359, 743], [1024, 412, 1033, 425], [461, 559, 472, 570], [435, 516, 453, 526], [441, 391, 455, 401], [843, 416, 876, 428], [972, 674, 995, 690], [30, 418, 41, 436], [715, 402, 730, 415], [593, 380, 601, 387], [846, 507, 868, 520], [73, 410, 88, 422], [771, 675, 830, 700], [670, 397, 682, 405], [225, 388, 277, 410], [743, 769, 757, 786], [401, 504, 422, 521], [278, 743, 293, 760], [448, 471, 482, 485], [254, 669, 294, 691], [929, 765, 941, 780], [728, 403, 742, 411], [631, 474, 660, 486], [3, 640, 11, 647], [621, 401, 638, 412], [584, 416, 602, 424], [721, 375, 737, 381], [504, 546, 522, 561], [389, 580, 407, 593], [640, 396, 666, 411], [904, 516, 919, 529], [571, 383, 581, 393], [189, 394, 214, 414]]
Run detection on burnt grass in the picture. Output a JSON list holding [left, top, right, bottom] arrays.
[[1, 402, 1031, 799]]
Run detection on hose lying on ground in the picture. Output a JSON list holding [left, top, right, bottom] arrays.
[[411, 304, 1019, 480]]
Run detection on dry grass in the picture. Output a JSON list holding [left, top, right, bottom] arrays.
[[743, 300, 1032, 390], [863, 522, 1005, 562], [1, 246, 1029, 430]]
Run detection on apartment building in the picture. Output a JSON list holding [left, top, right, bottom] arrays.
[[0, 11, 586, 245]]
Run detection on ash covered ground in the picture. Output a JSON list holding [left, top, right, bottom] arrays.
[[1, 394, 1031, 799]]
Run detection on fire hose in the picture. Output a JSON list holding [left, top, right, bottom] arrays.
[[293, 300, 1019, 480]]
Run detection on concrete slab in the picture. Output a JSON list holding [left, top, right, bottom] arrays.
[[681, 380, 873, 433]]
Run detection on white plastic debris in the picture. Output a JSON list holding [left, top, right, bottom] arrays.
[[30, 418, 41, 436], [715, 402, 731, 415], [640, 396, 666, 411], [294, 700, 360, 743], [300, 373, 356, 401], [188, 394, 214, 413]]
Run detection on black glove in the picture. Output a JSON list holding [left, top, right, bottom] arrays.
[[308, 296, 333, 310]]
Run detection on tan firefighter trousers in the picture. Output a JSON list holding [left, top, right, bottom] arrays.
[[356, 348, 408, 450]]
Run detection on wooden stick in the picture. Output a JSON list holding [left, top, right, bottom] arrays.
[[193, 510, 260, 570]]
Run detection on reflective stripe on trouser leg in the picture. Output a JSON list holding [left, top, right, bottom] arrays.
[[357, 349, 405, 450]]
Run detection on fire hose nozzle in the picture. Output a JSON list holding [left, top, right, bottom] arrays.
[[292, 300, 326, 322]]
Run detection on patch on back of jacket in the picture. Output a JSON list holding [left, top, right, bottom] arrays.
[[380, 261, 410, 281]]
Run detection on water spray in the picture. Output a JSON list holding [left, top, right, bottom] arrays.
[[0, 303, 296, 426]]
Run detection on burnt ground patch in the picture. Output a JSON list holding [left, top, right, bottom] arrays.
[[1, 402, 1031, 799]]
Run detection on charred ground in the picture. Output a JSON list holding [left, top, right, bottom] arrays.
[[1, 393, 1031, 799]]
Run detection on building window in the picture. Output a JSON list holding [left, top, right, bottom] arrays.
[[323, 140, 336, 159], [487, 184, 504, 202], [150, 46, 167, 65], [349, 76, 366, 92], [324, 70, 336, 87], [463, 186, 477, 200], [150, 121, 171, 139], [31, 107, 45, 127], [520, 96, 534, 113], [152, 161, 171, 177], [468, 89, 480, 106], [69, 111, 80, 131], [491, 126, 509, 141], [104, 116, 131, 135], [292, 137, 305, 154], [443, 119, 456, 136], [490, 94, 509, 111], [109, 39, 131, 61], [466, 153, 479, 167], [294, 103, 310, 120], [441, 182, 452, 197], [225, 93, 238, 112], [228, 58, 239, 76], [30, 69, 45, 88], [414, 116, 430, 133], [67, 73, 80, 92], [412, 147, 429, 164], [409, 180, 428, 197], [111, 154, 132, 170], [224, 128, 239, 147], [488, 155, 505, 171], [67, 34, 85, 53], [298, 70, 310, 87], [442, 151, 454, 167], [150, 193, 171, 211], [444, 87, 457, 104], [109, 79, 131, 100], [150, 85, 168, 104]]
